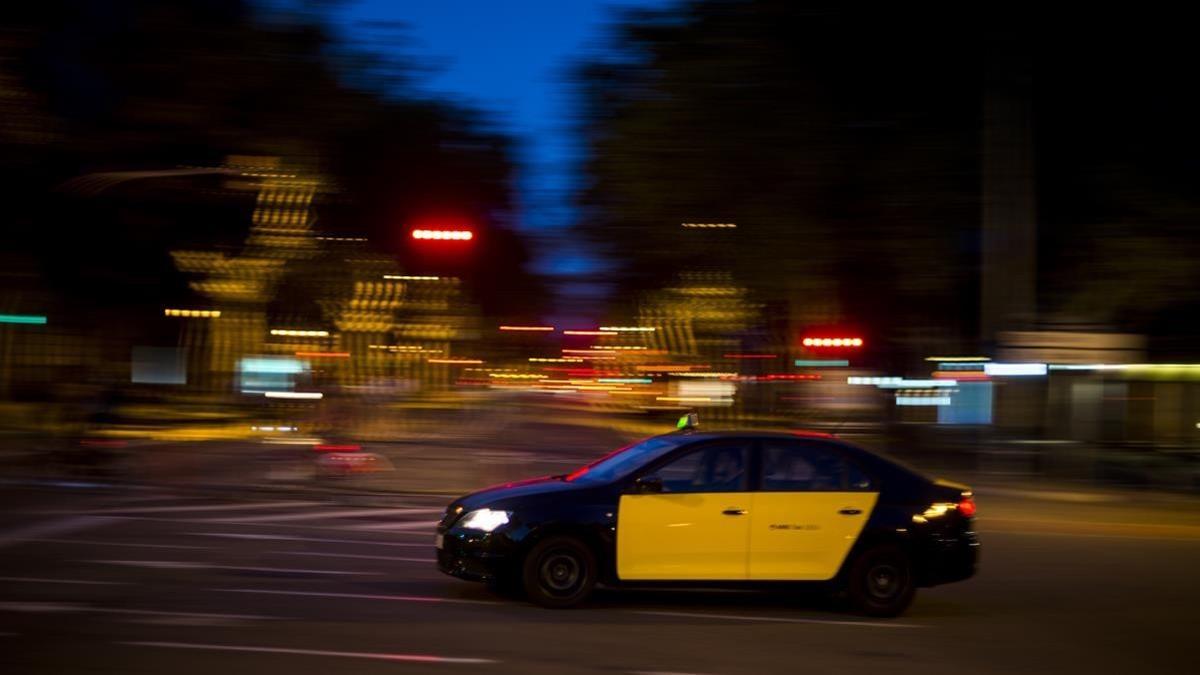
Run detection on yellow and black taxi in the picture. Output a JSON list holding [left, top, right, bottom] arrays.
[[436, 416, 978, 616]]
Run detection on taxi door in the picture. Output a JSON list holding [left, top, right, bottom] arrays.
[[617, 441, 751, 580], [748, 439, 878, 580]]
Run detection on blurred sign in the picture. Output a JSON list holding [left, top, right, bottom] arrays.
[[998, 331, 1144, 364], [131, 347, 186, 385]]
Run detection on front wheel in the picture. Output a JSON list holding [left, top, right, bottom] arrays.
[[521, 536, 597, 609], [846, 545, 915, 617]]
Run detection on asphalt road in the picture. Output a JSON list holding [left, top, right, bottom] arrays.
[[0, 483, 1196, 675]]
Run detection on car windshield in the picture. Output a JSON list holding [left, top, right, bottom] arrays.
[[564, 435, 687, 484]]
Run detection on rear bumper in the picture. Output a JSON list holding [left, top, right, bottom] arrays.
[[917, 529, 979, 586]]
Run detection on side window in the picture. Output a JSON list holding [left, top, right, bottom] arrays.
[[760, 440, 872, 492], [653, 442, 749, 493], [844, 457, 873, 491]]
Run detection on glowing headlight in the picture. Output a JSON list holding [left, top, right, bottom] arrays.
[[458, 508, 511, 532]]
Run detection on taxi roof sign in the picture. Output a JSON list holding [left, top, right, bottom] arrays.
[[676, 412, 699, 430]]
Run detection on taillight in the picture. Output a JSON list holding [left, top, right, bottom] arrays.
[[313, 444, 361, 453], [958, 496, 977, 518]]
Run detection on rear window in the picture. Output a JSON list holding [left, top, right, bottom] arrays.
[[759, 439, 875, 491]]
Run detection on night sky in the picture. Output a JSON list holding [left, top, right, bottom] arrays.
[[330, 0, 671, 281]]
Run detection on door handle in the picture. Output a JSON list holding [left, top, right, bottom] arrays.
[[722, 508, 748, 516], [838, 508, 862, 516]]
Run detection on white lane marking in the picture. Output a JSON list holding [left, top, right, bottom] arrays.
[[633, 610, 924, 629], [0, 516, 119, 549], [50, 500, 321, 515], [0, 600, 276, 624], [0, 576, 128, 586], [31, 539, 210, 550], [105, 608, 278, 621], [188, 532, 430, 548], [268, 551, 433, 563], [217, 588, 499, 606], [116, 516, 435, 535], [193, 507, 443, 524], [85, 560, 377, 576], [985, 530, 1200, 543], [0, 601, 83, 613], [345, 520, 438, 532], [0, 631, 15, 637], [0, 601, 276, 621], [121, 641, 498, 664]]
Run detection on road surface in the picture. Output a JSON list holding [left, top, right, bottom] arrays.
[[0, 482, 1195, 674]]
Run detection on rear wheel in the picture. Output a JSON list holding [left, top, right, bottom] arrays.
[[521, 536, 597, 609], [846, 545, 915, 617]]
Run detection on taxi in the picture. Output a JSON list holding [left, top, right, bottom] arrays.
[[436, 415, 978, 616]]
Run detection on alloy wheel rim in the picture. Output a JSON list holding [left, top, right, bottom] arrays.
[[866, 562, 902, 600], [540, 551, 582, 594]]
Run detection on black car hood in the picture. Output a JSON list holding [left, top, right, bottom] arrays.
[[457, 475, 583, 510]]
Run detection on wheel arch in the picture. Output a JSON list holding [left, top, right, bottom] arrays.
[[834, 527, 916, 583]]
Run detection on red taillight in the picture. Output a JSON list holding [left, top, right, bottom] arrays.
[[958, 496, 977, 518], [313, 444, 361, 453]]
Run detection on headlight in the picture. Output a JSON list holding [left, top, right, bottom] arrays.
[[458, 508, 511, 532]]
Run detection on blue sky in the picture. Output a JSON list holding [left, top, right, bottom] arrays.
[[330, 0, 671, 279]]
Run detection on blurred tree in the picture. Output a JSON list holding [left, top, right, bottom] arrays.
[[0, 0, 546, 321], [579, 2, 1200, 356], [576, 1, 983, 358]]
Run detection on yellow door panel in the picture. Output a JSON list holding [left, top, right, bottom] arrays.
[[748, 492, 878, 580], [617, 493, 750, 580]]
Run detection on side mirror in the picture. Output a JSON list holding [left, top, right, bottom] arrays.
[[631, 475, 664, 494]]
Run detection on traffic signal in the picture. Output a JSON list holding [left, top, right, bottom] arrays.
[[412, 229, 474, 241], [802, 336, 864, 348]]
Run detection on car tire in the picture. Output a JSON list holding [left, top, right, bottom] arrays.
[[521, 536, 597, 609], [846, 545, 915, 617]]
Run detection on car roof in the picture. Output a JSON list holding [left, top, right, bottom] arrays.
[[663, 429, 835, 442], [660, 428, 927, 484]]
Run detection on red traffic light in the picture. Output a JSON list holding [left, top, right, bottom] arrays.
[[412, 229, 473, 241], [802, 337, 864, 348]]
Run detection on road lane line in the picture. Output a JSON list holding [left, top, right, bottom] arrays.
[[0, 602, 277, 621], [345, 520, 438, 532], [269, 551, 433, 563], [216, 588, 500, 605], [0, 601, 84, 613], [31, 539, 211, 550], [0, 516, 119, 549], [633, 610, 924, 629], [85, 560, 377, 576], [116, 516, 435, 535], [0, 576, 128, 586], [984, 517, 1200, 540], [188, 532, 429, 547], [121, 641, 498, 664], [49, 500, 321, 515], [105, 608, 278, 621], [193, 508, 444, 524], [984, 530, 1200, 543]]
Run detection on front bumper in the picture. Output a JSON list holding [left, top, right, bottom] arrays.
[[436, 528, 515, 582]]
